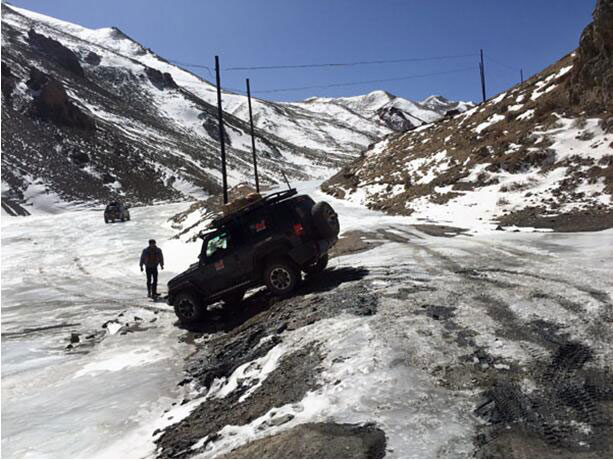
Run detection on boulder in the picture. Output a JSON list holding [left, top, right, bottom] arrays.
[[84, 51, 101, 66], [28, 29, 84, 77], [202, 116, 231, 145], [145, 67, 178, 90], [30, 73, 95, 130]]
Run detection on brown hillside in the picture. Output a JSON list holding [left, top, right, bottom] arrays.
[[323, 0, 612, 232]]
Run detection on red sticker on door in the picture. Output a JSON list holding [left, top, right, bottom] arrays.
[[255, 219, 267, 232], [214, 259, 224, 271]]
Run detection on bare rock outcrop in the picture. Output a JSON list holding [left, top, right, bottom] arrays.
[[28, 29, 84, 77], [27, 68, 95, 130], [568, 0, 613, 110]]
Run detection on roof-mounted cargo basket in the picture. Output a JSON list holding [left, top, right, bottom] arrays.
[[211, 188, 297, 228]]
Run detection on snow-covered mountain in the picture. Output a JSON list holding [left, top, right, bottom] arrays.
[[1, 4, 471, 215], [303, 91, 473, 132], [322, 0, 613, 232]]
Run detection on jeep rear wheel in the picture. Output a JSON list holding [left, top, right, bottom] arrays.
[[173, 291, 206, 324], [312, 202, 339, 239], [264, 259, 300, 296], [303, 253, 329, 275]]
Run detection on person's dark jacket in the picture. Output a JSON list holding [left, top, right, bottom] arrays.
[[140, 246, 164, 269]]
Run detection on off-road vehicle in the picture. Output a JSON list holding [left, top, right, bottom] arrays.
[[104, 202, 130, 223], [167, 189, 339, 324]]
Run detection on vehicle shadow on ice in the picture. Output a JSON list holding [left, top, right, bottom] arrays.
[[176, 265, 370, 334]]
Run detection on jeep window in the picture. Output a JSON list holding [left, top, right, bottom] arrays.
[[206, 232, 229, 259]]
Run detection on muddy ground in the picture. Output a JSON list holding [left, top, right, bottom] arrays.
[[153, 226, 613, 458]]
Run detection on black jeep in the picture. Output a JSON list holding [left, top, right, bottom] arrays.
[[167, 189, 339, 324], [104, 201, 130, 223]]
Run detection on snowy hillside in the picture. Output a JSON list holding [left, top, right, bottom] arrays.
[[322, 8, 613, 233], [1, 4, 471, 216]]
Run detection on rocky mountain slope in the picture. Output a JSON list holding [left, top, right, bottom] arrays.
[[1, 4, 470, 216], [323, 0, 613, 232]]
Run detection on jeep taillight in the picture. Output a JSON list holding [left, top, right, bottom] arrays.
[[293, 223, 304, 237]]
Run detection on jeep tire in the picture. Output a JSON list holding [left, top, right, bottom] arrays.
[[303, 253, 329, 275], [174, 291, 206, 324], [312, 201, 339, 239], [264, 258, 300, 296]]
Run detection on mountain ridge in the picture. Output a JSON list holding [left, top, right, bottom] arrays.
[[1, 3, 472, 216]]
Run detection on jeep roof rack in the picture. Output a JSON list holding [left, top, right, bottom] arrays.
[[210, 188, 298, 229]]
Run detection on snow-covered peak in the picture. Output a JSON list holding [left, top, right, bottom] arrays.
[[318, 90, 395, 114], [7, 5, 146, 57], [420, 94, 448, 107]]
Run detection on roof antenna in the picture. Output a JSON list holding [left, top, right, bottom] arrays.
[[281, 171, 292, 191]]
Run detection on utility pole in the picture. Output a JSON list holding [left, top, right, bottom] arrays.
[[520, 68, 524, 84], [479, 49, 486, 103], [246, 78, 260, 193], [215, 55, 228, 204]]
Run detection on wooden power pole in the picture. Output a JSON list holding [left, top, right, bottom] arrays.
[[215, 55, 228, 204], [246, 78, 260, 193], [479, 49, 486, 103]]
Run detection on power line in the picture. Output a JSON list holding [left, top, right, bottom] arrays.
[[168, 53, 477, 72], [224, 53, 479, 71], [169, 59, 214, 78], [485, 53, 519, 72], [247, 67, 478, 94], [169, 59, 212, 71], [171, 66, 478, 95]]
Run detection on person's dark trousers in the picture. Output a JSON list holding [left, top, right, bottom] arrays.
[[146, 267, 159, 297]]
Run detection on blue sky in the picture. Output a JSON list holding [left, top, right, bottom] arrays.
[[8, 0, 594, 103]]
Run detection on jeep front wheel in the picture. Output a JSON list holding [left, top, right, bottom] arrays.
[[173, 291, 206, 324], [264, 259, 300, 296]]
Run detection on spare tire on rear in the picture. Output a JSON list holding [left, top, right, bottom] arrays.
[[312, 201, 339, 239]]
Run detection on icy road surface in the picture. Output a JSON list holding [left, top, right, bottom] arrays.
[[159, 182, 613, 458], [1, 203, 195, 458], [2, 184, 613, 458]]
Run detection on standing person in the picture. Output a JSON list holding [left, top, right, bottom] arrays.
[[140, 239, 164, 298]]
